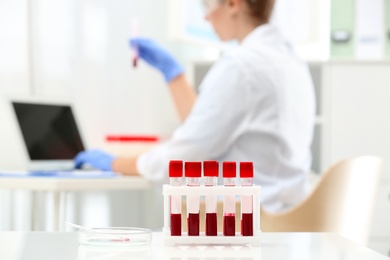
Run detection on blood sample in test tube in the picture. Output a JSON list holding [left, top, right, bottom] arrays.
[[204, 161, 218, 236], [185, 162, 201, 236], [131, 18, 139, 68], [240, 162, 254, 236], [223, 162, 236, 236], [169, 160, 183, 236]]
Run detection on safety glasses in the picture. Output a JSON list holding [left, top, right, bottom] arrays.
[[202, 0, 223, 15]]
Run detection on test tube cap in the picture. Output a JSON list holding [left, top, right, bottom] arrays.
[[169, 160, 183, 177], [185, 162, 202, 177], [223, 161, 236, 178], [203, 161, 219, 177], [240, 162, 254, 178]]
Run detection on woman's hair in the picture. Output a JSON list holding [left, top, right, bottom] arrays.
[[244, 0, 275, 24]]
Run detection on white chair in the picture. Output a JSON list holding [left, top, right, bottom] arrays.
[[260, 156, 382, 245]]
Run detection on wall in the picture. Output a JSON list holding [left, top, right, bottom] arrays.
[[30, 0, 183, 148], [0, 0, 201, 231]]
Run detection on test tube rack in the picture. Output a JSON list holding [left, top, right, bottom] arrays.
[[162, 184, 261, 246]]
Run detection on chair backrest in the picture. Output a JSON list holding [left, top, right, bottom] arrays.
[[260, 156, 382, 245]]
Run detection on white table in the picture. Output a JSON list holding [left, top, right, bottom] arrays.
[[0, 232, 388, 259], [0, 176, 151, 231]]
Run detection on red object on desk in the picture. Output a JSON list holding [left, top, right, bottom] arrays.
[[106, 135, 159, 142]]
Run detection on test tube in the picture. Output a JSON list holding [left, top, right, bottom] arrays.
[[223, 161, 236, 236], [131, 18, 139, 68], [240, 162, 254, 236], [185, 162, 201, 236], [204, 160, 218, 236], [169, 160, 183, 236]]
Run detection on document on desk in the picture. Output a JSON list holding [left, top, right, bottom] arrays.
[[0, 170, 118, 178]]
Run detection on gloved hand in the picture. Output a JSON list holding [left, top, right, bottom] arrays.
[[74, 149, 115, 171], [129, 37, 184, 83]]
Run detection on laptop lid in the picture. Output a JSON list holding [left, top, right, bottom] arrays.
[[11, 99, 85, 171]]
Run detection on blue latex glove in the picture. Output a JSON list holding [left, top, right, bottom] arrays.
[[74, 149, 115, 171], [129, 38, 184, 83]]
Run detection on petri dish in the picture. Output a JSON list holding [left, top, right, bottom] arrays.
[[78, 227, 152, 247]]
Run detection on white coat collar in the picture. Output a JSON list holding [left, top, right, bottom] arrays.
[[241, 23, 288, 47]]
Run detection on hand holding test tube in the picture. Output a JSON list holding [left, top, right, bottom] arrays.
[[128, 38, 184, 82]]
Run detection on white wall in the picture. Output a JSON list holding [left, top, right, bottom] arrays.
[[0, 0, 31, 171], [0, 0, 207, 157], [30, 0, 184, 150], [0, 0, 203, 231]]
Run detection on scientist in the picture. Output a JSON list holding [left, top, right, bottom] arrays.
[[75, 0, 315, 213]]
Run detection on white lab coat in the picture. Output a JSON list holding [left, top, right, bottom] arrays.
[[137, 24, 316, 213]]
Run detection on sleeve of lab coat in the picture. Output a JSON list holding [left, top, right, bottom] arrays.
[[137, 56, 251, 182]]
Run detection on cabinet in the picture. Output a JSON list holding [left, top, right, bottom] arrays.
[[325, 62, 390, 179], [369, 181, 390, 256]]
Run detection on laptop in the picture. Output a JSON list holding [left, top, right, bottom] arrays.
[[11, 99, 85, 171]]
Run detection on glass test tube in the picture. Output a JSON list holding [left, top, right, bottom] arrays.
[[185, 162, 201, 236], [240, 162, 254, 236], [204, 161, 218, 236], [169, 160, 183, 236], [223, 162, 236, 236], [131, 18, 139, 68]]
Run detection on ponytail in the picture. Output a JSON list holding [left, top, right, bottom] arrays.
[[245, 0, 275, 24]]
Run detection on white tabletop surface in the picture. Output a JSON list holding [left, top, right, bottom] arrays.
[[0, 176, 150, 191], [0, 232, 388, 260]]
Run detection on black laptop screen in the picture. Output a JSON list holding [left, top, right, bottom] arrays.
[[12, 102, 85, 160]]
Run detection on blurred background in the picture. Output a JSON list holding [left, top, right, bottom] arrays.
[[0, 0, 390, 256]]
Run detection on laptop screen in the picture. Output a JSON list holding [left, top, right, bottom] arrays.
[[12, 102, 85, 160]]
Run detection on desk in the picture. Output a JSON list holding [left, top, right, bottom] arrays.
[[0, 176, 151, 231], [0, 232, 388, 259]]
